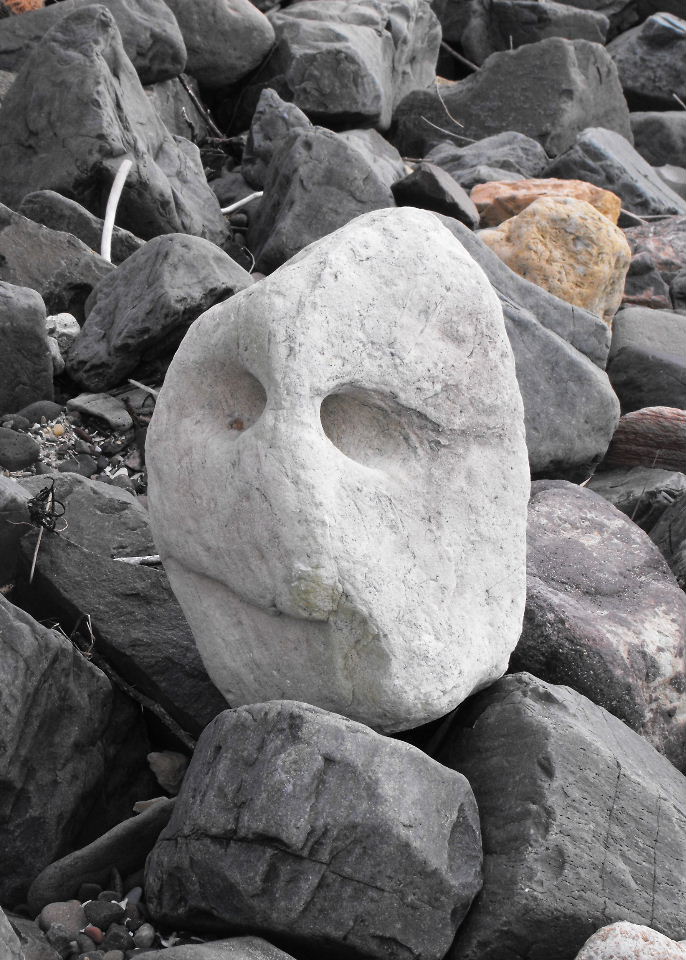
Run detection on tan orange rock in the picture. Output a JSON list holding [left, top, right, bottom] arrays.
[[471, 177, 622, 226], [479, 196, 631, 323]]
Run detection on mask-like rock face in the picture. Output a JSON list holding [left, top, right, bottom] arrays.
[[147, 208, 529, 732]]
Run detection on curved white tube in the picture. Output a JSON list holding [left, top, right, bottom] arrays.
[[221, 191, 263, 215], [101, 158, 133, 262]]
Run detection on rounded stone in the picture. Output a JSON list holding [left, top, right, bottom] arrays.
[[0, 426, 40, 470]]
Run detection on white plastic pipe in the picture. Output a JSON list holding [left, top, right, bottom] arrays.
[[221, 191, 263, 215], [101, 158, 133, 262]]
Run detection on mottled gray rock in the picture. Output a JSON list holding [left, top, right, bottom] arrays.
[[0, 281, 53, 416], [0, 908, 21, 960], [426, 131, 548, 190], [0, 203, 113, 323], [624, 217, 686, 285], [630, 111, 686, 168], [146, 701, 483, 960], [242, 88, 312, 189], [4, 914, 59, 960], [439, 672, 686, 960], [0, 6, 226, 244], [0, 0, 186, 84], [621, 250, 673, 310], [650, 491, 686, 587], [608, 12, 686, 110], [391, 38, 631, 157], [607, 307, 686, 413], [547, 127, 686, 217], [248, 127, 395, 273], [19, 191, 143, 266], [163, 0, 274, 91], [66, 234, 253, 392], [392, 161, 479, 226], [337, 128, 407, 189], [589, 466, 686, 531], [137, 938, 296, 960], [144, 76, 211, 142], [513, 480, 686, 769]]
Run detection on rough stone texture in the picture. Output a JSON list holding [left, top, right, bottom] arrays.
[[607, 307, 686, 412], [247, 0, 441, 130], [0, 476, 29, 588], [630, 111, 686, 168], [0, 908, 22, 960], [608, 13, 686, 110], [144, 76, 211, 142], [6, 914, 60, 960], [0, 281, 53, 415], [0, 68, 14, 105], [66, 235, 253, 392], [146, 701, 483, 960], [336, 128, 407, 190], [439, 672, 686, 960], [137, 940, 297, 960], [16, 473, 228, 737], [391, 38, 631, 158], [673, 268, 686, 313], [472, 177, 621, 227], [0, 0, 186, 83], [19, 190, 144, 265], [392, 162, 479, 227], [0, 203, 113, 323], [546, 128, 686, 217], [589, 466, 686, 531], [438, 215, 619, 478], [247, 127, 395, 274], [426, 132, 549, 190], [575, 921, 686, 959], [242, 88, 312, 189], [602, 407, 686, 472], [0, 427, 40, 470], [621, 251, 673, 310], [163, 0, 274, 91], [479, 196, 631, 323], [27, 799, 175, 913], [0, 6, 227, 244], [512, 480, 686, 769], [624, 217, 686, 285], [148, 208, 529, 733], [650, 488, 686, 587]]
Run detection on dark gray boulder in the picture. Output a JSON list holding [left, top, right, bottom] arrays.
[[16, 473, 228, 737], [513, 480, 686, 770], [0, 282, 53, 415], [546, 127, 686, 217], [391, 38, 631, 158], [439, 673, 686, 960], [0, 5, 226, 244], [392, 162, 479, 226], [146, 700, 482, 960], [630, 111, 686, 168], [163, 0, 274, 91], [588, 465, 686, 531], [66, 234, 253, 392], [0, 0, 186, 84], [137, 939, 297, 960], [248, 127, 395, 274], [624, 216, 686, 285], [607, 306, 686, 412], [144, 76, 212, 142], [242, 88, 312, 190], [426, 132, 548, 190], [0, 203, 113, 323], [607, 12, 686, 110], [19, 190, 143, 266], [439, 216, 619, 478], [649, 490, 686, 587]]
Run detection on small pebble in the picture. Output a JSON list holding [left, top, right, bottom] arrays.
[[101, 922, 132, 952], [38, 901, 87, 938], [97, 891, 121, 903], [84, 900, 125, 930], [124, 887, 142, 906], [83, 924, 104, 944], [132, 923, 155, 949]]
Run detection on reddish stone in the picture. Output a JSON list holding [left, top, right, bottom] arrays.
[[602, 406, 686, 471], [83, 925, 104, 944], [624, 216, 686, 284]]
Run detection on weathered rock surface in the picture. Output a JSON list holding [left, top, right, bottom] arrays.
[[242, 87, 312, 189], [247, 127, 395, 274], [0, 69, 14, 107], [650, 490, 686, 588], [148, 208, 529, 733], [479, 196, 631, 323], [673, 267, 686, 313], [19, 190, 144, 265], [392, 162, 479, 227], [336, 128, 407, 190], [621, 251, 673, 310], [144, 76, 212, 141], [426, 131, 548, 191], [624, 216, 686, 285], [0, 203, 113, 323], [0, 908, 22, 960], [0, 0, 186, 84], [0, 281, 53, 415], [602, 406, 686, 472], [589, 466, 686, 531], [391, 38, 631, 158], [546, 127, 686, 217], [607, 307, 686, 412], [66, 234, 253, 392], [0, 5, 227, 243], [0, 477, 30, 588], [138, 939, 298, 960], [630, 111, 686, 168], [146, 701, 483, 960], [575, 921, 686, 959], [472, 177, 621, 226], [513, 480, 686, 769], [439, 672, 686, 960], [608, 12, 686, 110]]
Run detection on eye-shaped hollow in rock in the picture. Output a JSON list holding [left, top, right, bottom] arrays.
[[147, 208, 530, 733]]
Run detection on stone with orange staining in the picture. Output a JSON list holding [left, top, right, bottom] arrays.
[[479, 195, 631, 323], [471, 176, 621, 226]]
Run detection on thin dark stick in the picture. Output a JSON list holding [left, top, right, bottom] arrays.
[[178, 74, 224, 140], [440, 40, 479, 73]]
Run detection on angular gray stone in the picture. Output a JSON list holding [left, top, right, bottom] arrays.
[[0, 908, 21, 960], [66, 393, 132, 432], [66, 234, 253, 392], [624, 216, 686, 286], [144, 76, 211, 142], [513, 480, 686, 769], [630, 111, 686, 168], [391, 38, 632, 158], [242, 88, 312, 190], [145, 701, 483, 960], [336, 128, 407, 190], [0, 427, 40, 471], [546, 127, 686, 217], [19, 190, 144, 266], [0, 0, 186, 84], [608, 12, 686, 110], [137, 939, 297, 960], [426, 131, 548, 190], [621, 250, 673, 310], [588, 465, 686, 531], [649, 491, 686, 588], [0, 203, 113, 323], [248, 127, 395, 273], [392, 161, 479, 227], [439, 672, 686, 960], [0, 281, 53, 415], [0, 6, 227, 244], [163, 0, 274, 91], [607, 307, 686, 413], [6, 914, 60, 960]]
